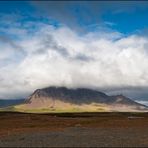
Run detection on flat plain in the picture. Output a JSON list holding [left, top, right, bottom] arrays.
[[0, 112, 148, 147]]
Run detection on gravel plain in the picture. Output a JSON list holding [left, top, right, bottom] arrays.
[[0, 127, 148, 147], [0, 112, 148, 147]]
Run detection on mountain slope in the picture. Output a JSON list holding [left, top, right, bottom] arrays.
[[15, 87, 148, 112]]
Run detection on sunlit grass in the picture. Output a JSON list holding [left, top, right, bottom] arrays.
[[0, 102, 110, 113], [0, 104, 108, 113]]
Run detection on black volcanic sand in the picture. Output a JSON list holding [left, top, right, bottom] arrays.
[[0, 112, 148, 147]]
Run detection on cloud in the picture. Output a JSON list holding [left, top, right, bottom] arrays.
[[0, 18, 148, 100], [135, 100, 148, 106], [0, 36, 26, 67], [31, 1, 148, 32]]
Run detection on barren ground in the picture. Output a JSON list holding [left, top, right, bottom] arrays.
[[0, 112, 148, 147]]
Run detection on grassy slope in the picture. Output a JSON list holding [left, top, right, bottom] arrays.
[[14, 104, 108, 113], [0, 103, 109, 113], [1, 102, 147, 113]]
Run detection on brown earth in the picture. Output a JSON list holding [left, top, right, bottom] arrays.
[[0, 112, 148, 147]]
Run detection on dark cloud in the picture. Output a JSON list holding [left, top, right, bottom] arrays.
[[34, 34, 94, 62], [0, 36, 20, 50], [31, 1, 102, 32], [103, 86, 148, 100], [0, 35, 27, 65], [34, 34, 69, 57], [73, 54, 94, 62], [31, 1, 148, 32], [34, 33, 94, 62]]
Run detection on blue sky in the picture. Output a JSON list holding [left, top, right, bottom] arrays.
[[0, 1, 148, 102], [0, 1, 148, 34]]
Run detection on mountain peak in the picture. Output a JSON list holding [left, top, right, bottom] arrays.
[[18, 86, 148, 112]]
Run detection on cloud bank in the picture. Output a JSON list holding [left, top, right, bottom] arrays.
[[0, 19, 148, 100]]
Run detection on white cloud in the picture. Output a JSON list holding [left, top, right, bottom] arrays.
[[0, 22, 148, 99], [135, 100, 148, 106]]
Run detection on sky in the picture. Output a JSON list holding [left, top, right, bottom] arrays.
[[0, 1, 148, 103]]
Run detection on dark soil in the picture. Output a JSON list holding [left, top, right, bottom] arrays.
[[0, 112, 148, 147]]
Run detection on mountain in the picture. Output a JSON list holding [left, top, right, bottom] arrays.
[[14, 87, 148, 112], [0, 99, 25, 108]]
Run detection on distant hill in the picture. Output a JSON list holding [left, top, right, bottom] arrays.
[[14, 87, 148, 113], [0, 99, 25, 108]]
